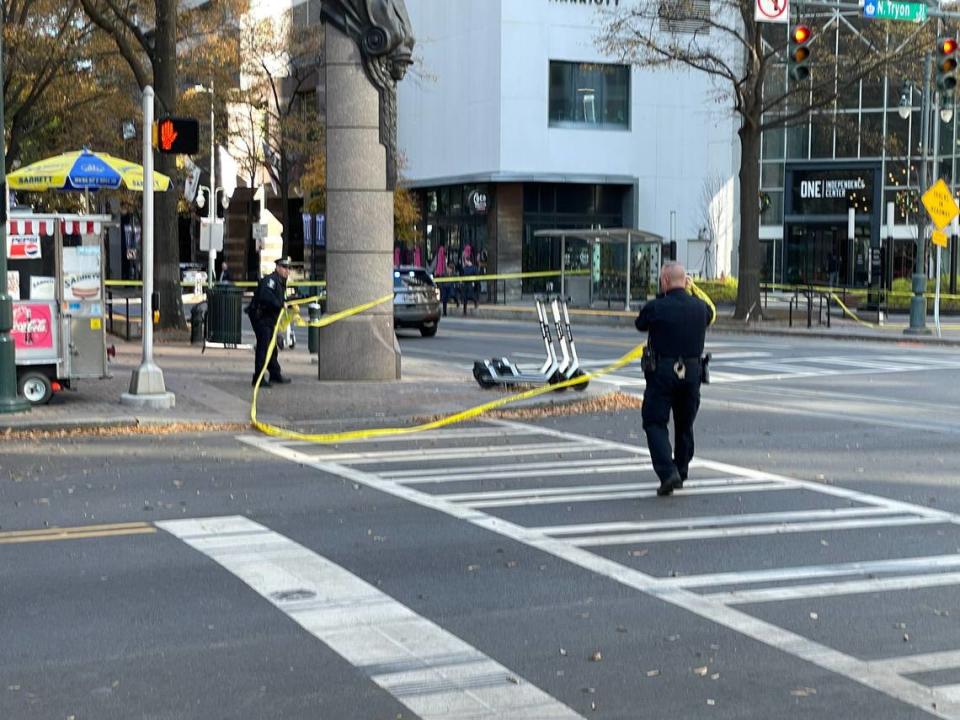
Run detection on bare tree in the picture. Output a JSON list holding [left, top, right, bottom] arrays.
[[699, 173, 728, 279], [238, 11, 323, 256], [600, 1, 928, 318]]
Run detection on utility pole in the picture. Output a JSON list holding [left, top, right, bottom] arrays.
[[906, 51, 933, 335], [0, 7, 30, 414]]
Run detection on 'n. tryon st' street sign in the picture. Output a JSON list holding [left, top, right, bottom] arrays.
[[863, 0, 927, 23]]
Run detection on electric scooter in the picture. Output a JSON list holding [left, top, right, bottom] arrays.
[[473, 298, 561, 388], [550, 297, 588, 391]]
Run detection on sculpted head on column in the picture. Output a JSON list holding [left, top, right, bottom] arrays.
[[322, 0, 416, 189]]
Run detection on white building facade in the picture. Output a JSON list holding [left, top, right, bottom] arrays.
[[397, 0, 740, 300]]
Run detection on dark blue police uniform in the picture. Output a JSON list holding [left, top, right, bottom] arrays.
[[248, 268, 288, 386], [635, 286, 715, 495]]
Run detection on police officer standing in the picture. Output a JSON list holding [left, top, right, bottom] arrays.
[[247, 256, 293, 387], [635, 262, 716, 496]]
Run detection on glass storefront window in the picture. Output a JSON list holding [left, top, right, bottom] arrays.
[[835, 113, 859, 158], [860, 112, 884, 158], [786, 123, 809, 159], [762, 127, 785, 160], [549, 61, 630, 130], [760, 190, 783, 224], [811, 121, 834, 159], [861, 76, 885, 109], [761, 162, 784, 189]]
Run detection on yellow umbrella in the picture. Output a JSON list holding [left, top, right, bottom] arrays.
[[7, 148, 171, 192]]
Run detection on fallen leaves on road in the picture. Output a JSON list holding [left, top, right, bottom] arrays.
[[646, 669, 660, 677], [413, 392, 642, 423], [1, 421, 249, 441], [590, 650, 603, 662], [693, 666, 709, 677], [791, 687, 817, 697]]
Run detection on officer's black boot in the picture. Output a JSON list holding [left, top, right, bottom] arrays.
[[656, 472, 682, 497]]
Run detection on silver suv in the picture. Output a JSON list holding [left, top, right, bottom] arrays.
[[394, 266, 441, 337]]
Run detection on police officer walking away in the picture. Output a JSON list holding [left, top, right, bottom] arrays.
[[635, 262, 716, 496], [247, 256, 293, 387]]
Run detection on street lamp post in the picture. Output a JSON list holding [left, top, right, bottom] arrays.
[[120, 86, 175, 409], [193, 82, 218, 288], [906, 52, 933, 335], [0, 9, 30, 414]]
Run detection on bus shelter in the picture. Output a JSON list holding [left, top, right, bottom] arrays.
[[533, 228, 664, 310]]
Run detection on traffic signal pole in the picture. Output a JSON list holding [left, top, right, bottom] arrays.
[[120, 85, 175, 409], [0, 11, 30, 415]]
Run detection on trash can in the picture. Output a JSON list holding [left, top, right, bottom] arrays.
[[206, 285, 244, 345], [190, 302, 207, 345]]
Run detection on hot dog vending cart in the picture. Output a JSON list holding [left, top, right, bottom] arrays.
[[8, 213, 111, 404]]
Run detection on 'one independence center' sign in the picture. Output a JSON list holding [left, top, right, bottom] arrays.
[[791, 169, 875, 215]]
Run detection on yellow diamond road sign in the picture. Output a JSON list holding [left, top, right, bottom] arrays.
[[921, 179, 960, 230], [932, 229, 949, 248]]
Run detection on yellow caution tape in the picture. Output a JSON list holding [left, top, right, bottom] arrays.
[[828, 292, 880, 329], [689, 281, 717, 325], [250, 293, 645, 443]]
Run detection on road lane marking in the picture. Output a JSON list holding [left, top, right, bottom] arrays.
[[492, 420, 954, 523], [568, 516, 940, 547], [704, 571, 960, 604], [437, 478, 760, 504], [659, 554, 960, 589], [533, 506, 903, 537], [283, 427, 543, 447], [307, 441, 601, 464], [0, 522, 155, 544], [870, 651, 960, 674], [158, 516, 584, 720], [461, 483, 785, 509], [240, 432, 960, 719], [385, 458, 655, 482]]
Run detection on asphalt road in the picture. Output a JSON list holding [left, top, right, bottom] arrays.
[[4, 320, 960, 719]]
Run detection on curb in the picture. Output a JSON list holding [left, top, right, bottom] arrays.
[[0, 416, 249, 435]]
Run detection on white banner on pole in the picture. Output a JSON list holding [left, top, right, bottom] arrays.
[[756, 0, 789, 24]]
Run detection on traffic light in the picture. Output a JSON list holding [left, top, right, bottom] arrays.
[[936, 36, 958, 93], [152, 117, 199, 155], [789, 25, 812, 82]]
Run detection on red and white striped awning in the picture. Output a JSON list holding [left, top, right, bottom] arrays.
[[6, 218, 102, 236], [61, 219, 102, 235], [8, 218, 55, 236]]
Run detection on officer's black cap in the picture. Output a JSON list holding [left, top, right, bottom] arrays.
[[275, 256, 292, 268]]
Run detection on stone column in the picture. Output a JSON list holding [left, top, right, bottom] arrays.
[[317, 23, 400, 380]]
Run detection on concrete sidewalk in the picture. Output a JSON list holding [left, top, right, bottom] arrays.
[[0, 335, 604, 434]]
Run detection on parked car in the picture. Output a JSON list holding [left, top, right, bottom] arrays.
[[393, 266, 441, 337]]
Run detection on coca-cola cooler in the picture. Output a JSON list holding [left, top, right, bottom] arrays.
[[8, 213, 111, 404]]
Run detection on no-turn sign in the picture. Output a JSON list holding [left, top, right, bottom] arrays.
[[756, 0, 789, 23]]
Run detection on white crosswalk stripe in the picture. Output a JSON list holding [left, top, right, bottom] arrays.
[[159, 516, 585, 720], [242, 421, 960, 719]]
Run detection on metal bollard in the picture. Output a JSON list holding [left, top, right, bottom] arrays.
[[307, 302, 322, 354]]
